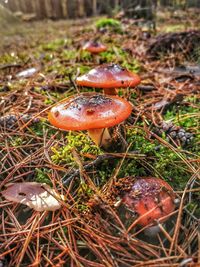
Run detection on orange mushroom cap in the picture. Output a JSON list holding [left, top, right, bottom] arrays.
[[82, 41, 107, 54], [76, 63, 141, 89], [48, 93, 132, 131], [121, 177, 175, 227]]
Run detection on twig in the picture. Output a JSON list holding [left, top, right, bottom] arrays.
[[68, 73, 80, 94], [0, 63, 22, 70]]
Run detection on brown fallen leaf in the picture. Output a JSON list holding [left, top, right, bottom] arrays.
[[1, 182, 64, 212]]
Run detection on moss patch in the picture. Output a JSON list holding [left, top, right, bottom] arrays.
[[51, 132, 102, 165]]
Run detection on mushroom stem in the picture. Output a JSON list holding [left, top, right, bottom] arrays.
[[88, 128, 111, 148], [144, 225, 161, 237], [103, 88, 117, 95], [93, 54, 100, 65]]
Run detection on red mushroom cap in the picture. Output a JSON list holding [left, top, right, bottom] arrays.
[[76, 63, 141, 89], [48, 93, 132, 131], [82, 41, 107, 54], [121, 177, 175, 226]]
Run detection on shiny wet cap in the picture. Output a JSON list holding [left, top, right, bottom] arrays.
[[76, 63, 141, 89], [48, 93, 132, 131], [82, 41, 107, 54]]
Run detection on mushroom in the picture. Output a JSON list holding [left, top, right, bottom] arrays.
[[1, 182, 64, 212], [118, 177, 175, 227], [82, 40, 107, 54], [48, 93, 132, 149], [76, 63, 141, 95]]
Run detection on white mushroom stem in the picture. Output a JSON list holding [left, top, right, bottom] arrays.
[[88, 128, 111, 148], [93, 54, 100, 65], [144, 225, 161, 237]]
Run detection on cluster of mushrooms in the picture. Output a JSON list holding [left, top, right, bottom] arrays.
[[2, 40, 176, 231], [49, 63, 140, 148]]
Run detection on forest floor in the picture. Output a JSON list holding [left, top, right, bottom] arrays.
[[0, 8, 200, 267]]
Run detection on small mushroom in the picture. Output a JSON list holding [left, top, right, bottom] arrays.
[[76, 63, 141, 95], [1, 182, 64, 212], [82, 40, 107, 54], [120, 177, 175, 227], [48, 93, 132, 149]]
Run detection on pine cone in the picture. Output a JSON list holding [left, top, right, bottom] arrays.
[[155, 121, 193, 146]]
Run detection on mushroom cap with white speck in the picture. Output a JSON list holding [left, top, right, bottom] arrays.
[[76, 63, 141, 89], [48, 93, 132, 131]]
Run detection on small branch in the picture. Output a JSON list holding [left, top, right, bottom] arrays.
[[0, 63, 22, 70], [68, 73, 80, 94]]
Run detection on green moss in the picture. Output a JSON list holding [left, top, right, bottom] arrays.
[[78, 182, 93, 197], [78, 64, 92, 75], [61, 49, 78, 61], [30, 119, 57, 138], [51, 132, 102, 165], [96, 160, 117, 185], [38, 87, 67, 105], [42, 53, 54, 62], [100, 49, 116, 62], [76, 95, 199, 190], [10, 137, 24, 147], [77, 203, 90, 212], [118, 160, 146, 177], [100, 47, 141, 72], [44, 59, 72, 76], [44, 98, 55, 105], [119, 127, 195, 190], [35, 168, 52, 185], [164, 107, 199, 130], [80, 50, 93, 62], [0, 52, 29, 65], [0, 53, 18, 64], [40, 38, 70, 52], [96, 18, 122, 33], [121, 60, 141, 72]]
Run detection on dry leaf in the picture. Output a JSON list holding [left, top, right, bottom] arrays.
[[1, 182, 64, 212]]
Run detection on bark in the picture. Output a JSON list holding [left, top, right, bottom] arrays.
[[77, 0, 85, 17], [122, 0, 157, 20], [92, 0, 97, 15], [61, 0, 68, 18]]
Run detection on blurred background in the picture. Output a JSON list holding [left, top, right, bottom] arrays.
[[1, 0, 200, 21]]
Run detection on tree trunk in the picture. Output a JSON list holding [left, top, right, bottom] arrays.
[[115, 0, 120, 8], [61, 0, 68, 18], [92, 0, 97, 15], [159, 0, 171, 6], [77, 0, 85, 17], [122, 0, 157, 20]]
